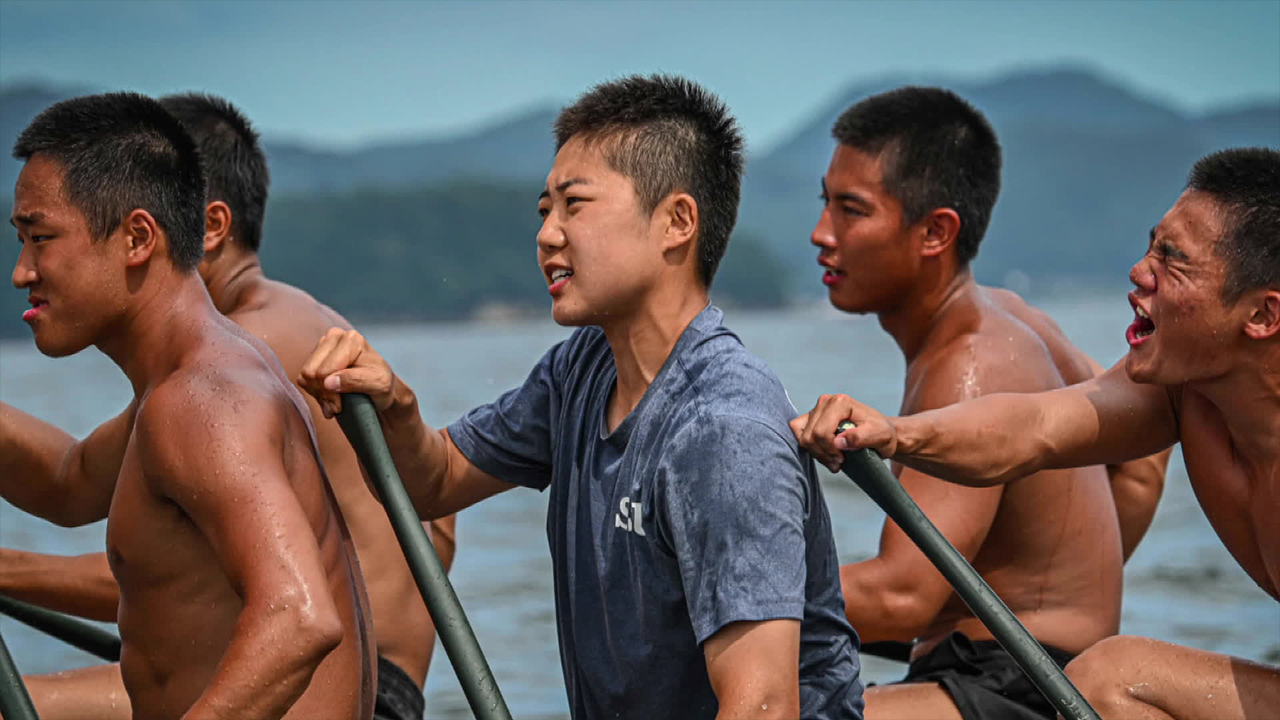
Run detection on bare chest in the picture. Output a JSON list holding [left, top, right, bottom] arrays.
[[1179, 395, 1280, 601], [104, 443, 221, 604]]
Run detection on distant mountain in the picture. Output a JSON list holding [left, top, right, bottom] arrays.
[[263, 106, 559, 195], [0, 85, 558, 196], [2, 66, 1277, 313], [738, 66, 1280, 291]]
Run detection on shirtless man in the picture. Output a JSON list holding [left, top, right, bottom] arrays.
[[1, 92, 374, 719], [0, 93, 454, 720], [800, 146, 1280, 719], [791, 87, 1165, 720]]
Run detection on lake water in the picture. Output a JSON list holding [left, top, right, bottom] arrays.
[[1, 294, 1277, 719]]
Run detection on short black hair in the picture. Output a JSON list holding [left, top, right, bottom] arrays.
[[832, 87, 1002, 266], [1186, 147, 1280, 303], [554, 74, 745, 287], [12, 91, 206, 271], [160, 93, 270, 252]]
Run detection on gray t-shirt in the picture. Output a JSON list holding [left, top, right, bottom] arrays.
[[449, 305, 864, 719]]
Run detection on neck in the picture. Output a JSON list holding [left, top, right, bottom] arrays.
[[1190, 347, 1280, 467], [204, 252, 265, 316], [97, 269, 221, 397], [602, 283, 709, 416], [878, 266, 977, 363]]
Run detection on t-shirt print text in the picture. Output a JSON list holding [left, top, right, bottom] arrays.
[[613, 496, 646, 537]]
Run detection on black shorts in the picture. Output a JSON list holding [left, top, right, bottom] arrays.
[[374, 655, 425, 720], [894, 631, 1076, 720]]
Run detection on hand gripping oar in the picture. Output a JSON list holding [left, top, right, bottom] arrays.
[[0, 630, 38, 720], [836, 421, 1101, 720], [336, 393, 511, 720], [0, 594, 120, 662]]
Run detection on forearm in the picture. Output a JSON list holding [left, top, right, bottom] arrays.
[[180, 601, 341, 720], [0, 404, 79, 522], [379, 380, 452, 519], [894, 393, 1053, 486], [714, 691, 797, 720], [839, 558, 941, 644], [0, 549, 120, 621]]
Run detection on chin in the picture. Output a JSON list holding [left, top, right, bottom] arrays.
[[32, 332, 89, 358], [1123, 352, 1160, 385]]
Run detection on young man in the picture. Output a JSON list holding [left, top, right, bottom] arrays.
[[296, 74, 865, 719], [1, 92, 375, 719], [798, 147, 1280, 719], [791, 87, 1166, 720], [0, 93, 455, 720]]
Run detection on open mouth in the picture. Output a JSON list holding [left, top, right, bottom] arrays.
[[548, 268, 573, 294], [22, 299, 47, 323], [1126, 304, 1156, 346], [821, 268, 844, 286]]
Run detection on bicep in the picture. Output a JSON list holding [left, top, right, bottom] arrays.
[[878, 465, 1002, 579], [140, 400, 334, 607], [1041, 362, 1179, 468], [703, 619, 800, 715]]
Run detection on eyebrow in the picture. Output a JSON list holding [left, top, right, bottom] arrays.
[[538, 177, 589, 201], [9, 211, 44, 227], [820, 177, 870, 206], [1149, 227, 1189, 260]]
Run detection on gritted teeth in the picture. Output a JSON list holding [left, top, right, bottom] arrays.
[[551, 269, 573, 283]]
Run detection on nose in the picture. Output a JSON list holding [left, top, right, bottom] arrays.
[[12, 243, 36, 289], [537, 214, 566, 254], [1128, 254, 1156, 293], [811, 206, 836, 249]]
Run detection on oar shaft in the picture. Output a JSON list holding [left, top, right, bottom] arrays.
[[0, 595, 120, 662], [336, 393, 511, 720], [840, 447, 1101, 720], [0, 631, 38, 720]]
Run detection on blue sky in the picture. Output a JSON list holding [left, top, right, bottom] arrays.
[[1, 0, 1276, 153]]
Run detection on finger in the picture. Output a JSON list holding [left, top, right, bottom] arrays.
[[298, 327, 349, 384], [322, 367, 390, 397]]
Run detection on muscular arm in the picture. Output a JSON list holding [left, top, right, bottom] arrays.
[[839, 337, 1077, 641], [297, 328, 514, 520], [1074, 358, 1172, 561], [0, 549, 119, 621], [137, 385, 344, 720], [0, 401, 135, 527], [842, 466, 1002, 642], [704, 619, 800, 720], [801, 362, 1180, 487]]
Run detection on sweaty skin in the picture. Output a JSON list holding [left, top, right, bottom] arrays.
[[985, 287, 1171, 561], [843, 284, 1126, 658], [4, 152, 375, 719], [796, 140, 1142, 718], [810, 187, 1280, 719], [3, 245, 456, 718]]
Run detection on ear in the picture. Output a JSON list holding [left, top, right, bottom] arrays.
[[919, 207, 961, 258], [1242, 288, 1280, 341], [122, 209, 161, 267], [659, 191, 698, 253], [204, 201, 233, 254]]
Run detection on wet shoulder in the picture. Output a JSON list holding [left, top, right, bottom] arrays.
[[227, 279, 354, 378], [981, 285, 1098, 384], [909, 302, 1067, 411]]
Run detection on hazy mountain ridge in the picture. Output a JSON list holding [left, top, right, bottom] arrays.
[[1, 66, 1277, 340]]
